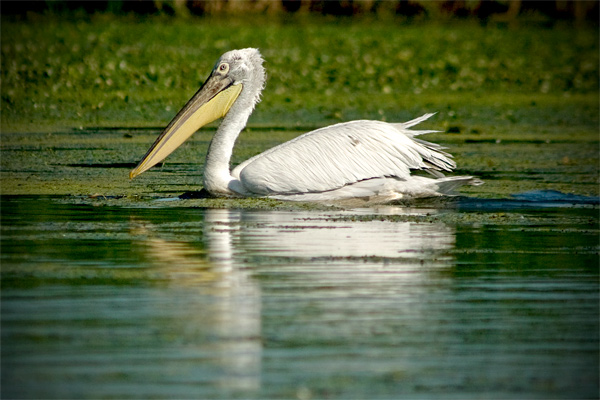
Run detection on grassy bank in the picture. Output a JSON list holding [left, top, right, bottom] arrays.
[[2, 15, 598, 133]]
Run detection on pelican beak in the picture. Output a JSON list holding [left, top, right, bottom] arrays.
[[129, 73, 243, 179]]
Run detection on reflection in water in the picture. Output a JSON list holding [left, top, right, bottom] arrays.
[[3, 197, 596, 398], [136, 209, 261, 392], [241, 207, 453, 259], [237, 207, 456, 307], [202, 210, 261, 392], [136, 207, 456, 395]]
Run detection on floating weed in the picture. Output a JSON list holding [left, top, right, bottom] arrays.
[[1, 16, 598, 131]]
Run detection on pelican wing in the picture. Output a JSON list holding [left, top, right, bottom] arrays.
[[233, 115, 455, 195]]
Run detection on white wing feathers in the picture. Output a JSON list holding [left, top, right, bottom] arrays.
[[232, 114, 455, 196], [392, 112, 438, 134]]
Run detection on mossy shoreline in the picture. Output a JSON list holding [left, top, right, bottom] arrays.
[[2, 16, 598, 131], [1, 16, 598, 201]]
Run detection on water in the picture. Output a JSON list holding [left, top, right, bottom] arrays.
[[1, 195, 598, 399]]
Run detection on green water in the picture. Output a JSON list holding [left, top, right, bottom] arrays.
[[1, 195, 598, 399], [1, 123, 599, 398]]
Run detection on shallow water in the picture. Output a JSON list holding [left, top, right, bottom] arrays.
[[1, 194, 598, 399], [1, 125, 599, 398]]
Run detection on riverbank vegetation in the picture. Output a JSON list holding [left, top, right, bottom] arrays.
[[1, 3, 598, 133], [1, 2, 598, 199]]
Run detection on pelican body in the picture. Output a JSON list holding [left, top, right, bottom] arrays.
[[130, 48, 480, 203]]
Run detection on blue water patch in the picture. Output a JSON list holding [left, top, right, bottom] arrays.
[[511, 190, 600, 204], [458, 190, 599, 211]]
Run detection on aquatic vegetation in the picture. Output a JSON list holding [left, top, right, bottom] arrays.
[[1, 16, 598, 199], [1, 16, 598, 131]]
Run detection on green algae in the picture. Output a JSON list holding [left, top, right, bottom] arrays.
[[1, 16, 598, 202], [1, 123, 597, 202], [1, 16, 598, 131]]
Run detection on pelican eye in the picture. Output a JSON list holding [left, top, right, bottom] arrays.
[[217, 63, 229, 74]]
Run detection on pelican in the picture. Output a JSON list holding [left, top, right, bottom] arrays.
[[130, 48, 480, 203]]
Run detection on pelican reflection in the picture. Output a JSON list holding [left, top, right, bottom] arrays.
[[133, 206, 456, 394], [134, 209, 261, 393]]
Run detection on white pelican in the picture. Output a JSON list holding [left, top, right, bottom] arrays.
[[130, 48, 480, 203]]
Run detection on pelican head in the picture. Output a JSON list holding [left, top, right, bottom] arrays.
[[130, 48, 265, 179]]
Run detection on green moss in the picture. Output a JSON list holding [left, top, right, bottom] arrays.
[[2, 16, 598, 131], [1, 16, 598, 200]]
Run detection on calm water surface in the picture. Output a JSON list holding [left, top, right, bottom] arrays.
[[1, 196, 598, 399]]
